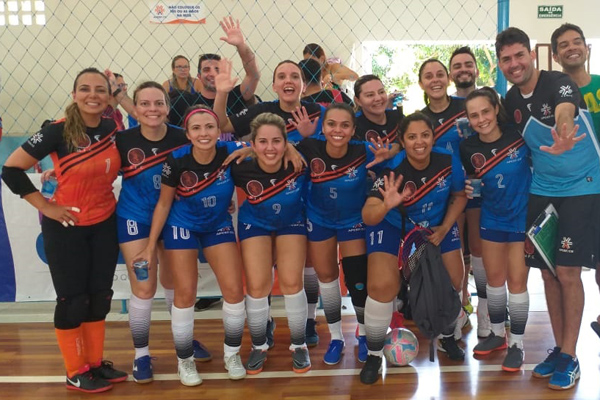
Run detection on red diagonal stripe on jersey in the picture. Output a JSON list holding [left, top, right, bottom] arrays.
[[475, 138, 526, 178], [433, 111, 466, 141], [58, 119, 117, 168], [123, 157, 166, 179], [58, 134, 117, 175], [176, 166, 226, 197], [311, 154, 367, 183], [403, 166, 452, 207], [123, 144, 187, 173], [247, 169, 305, 204]]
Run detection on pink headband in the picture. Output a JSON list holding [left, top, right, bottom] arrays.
[[183, 108, 220, 129]]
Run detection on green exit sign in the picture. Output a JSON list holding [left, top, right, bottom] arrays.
[[538, 5, 563, 18]]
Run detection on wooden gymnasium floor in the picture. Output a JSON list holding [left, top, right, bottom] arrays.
[[0, 269, 599, 400]]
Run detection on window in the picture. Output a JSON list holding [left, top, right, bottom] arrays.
[[0, 1, 45, 26]]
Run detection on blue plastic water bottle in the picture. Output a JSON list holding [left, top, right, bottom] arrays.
[[41, 177, 58, 200]]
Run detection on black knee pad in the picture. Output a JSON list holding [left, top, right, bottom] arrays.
[[87, 289, 113, 321], [54, 294, 89, 329], [341, 254, 368, 308]]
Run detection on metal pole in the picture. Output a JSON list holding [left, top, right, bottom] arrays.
[[495, 0, 510, 96]]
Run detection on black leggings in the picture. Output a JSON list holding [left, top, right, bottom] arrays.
[[42, 213, 118, 329]]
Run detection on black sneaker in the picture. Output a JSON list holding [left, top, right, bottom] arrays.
[[67, 367, 113, 393], [91, 360, 128, 383], [195, 297, 221, 311], [360, 355, 382, 384], [437, 336, 465, 361]]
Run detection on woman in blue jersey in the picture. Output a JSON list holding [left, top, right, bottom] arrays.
[[360, 112, 467, 384], [135, 105, 246, 386], [112, 81, 215, 383], [419, 58, 479, 325], [230, 113, 311, 375], [459, 87, 531, 372], [294, 103, 391, 367]]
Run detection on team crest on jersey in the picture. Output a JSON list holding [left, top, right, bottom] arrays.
[[180, 171, 199, 188], [217, 169, 227, 181], [246, 180, 264, 197], [373, 177, 384, 189], [286, 178, 297, 191], [514, 109, 522, 124], [76, 135, 92, 151], [347, 166, 358, 178], [541, 103, 552, 117], [127, 148, 145, 166], [404, 181, 417, 200], [311, 158, 326, 175], [162, 163, 171, 177], [437, 177, 447, 189], [365, 130, 379, 143], [471, 153, 486, 170], [559, 85, 573, 98], [28, 132, 43, 145]]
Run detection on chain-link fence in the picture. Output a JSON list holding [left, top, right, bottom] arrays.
[[0, 0, 498, 136]]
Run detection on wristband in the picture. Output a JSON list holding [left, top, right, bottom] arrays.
[[112, 88, 122, 98]]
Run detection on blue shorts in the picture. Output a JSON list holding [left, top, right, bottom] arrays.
[[162, 223, 237, 250], [117, 216, 162, 244], [366, 219, 461, 256], [307, 218, 365, 242], [465, 197, 482, 210], [237, 220, 307, 241], [480, 227, 525, 243]]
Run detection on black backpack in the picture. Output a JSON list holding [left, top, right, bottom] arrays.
[[407, 239, 461, 361]]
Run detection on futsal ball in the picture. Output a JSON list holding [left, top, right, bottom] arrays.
[[383, 328, 419, 366]]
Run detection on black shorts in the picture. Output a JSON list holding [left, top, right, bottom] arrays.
[[525, 194, 599, 269]]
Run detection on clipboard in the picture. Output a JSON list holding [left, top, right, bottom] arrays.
[[527, 204, 558, 276]]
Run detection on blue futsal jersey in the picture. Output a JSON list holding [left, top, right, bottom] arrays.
[[369, 148, 465, 230], [231, 160, 307, 230], [422, 96, 466, 155], [116, 124, 188, 224], [161, 141, 243, 232], [296, 137, 378, 229], [503, 70, 600, 197], [229, 100, 325, 144], [459, 127, 531, 232]]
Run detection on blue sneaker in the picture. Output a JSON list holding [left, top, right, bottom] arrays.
[[548, 353, 580, 390], [323, 340, 345, 365], [193, 340, 212, 362], [532, 346, 561, 378], [266, 318, 276, 349], [132, 355, 153, 384], [305, 319, 319, 347], [357, 335, 368, 363]]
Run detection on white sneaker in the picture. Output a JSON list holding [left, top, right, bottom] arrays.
[[224, 353, 247, 380], [454, 308, 471, 341], [177, 356, 202, 386], [477, 311, 492, 338]]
